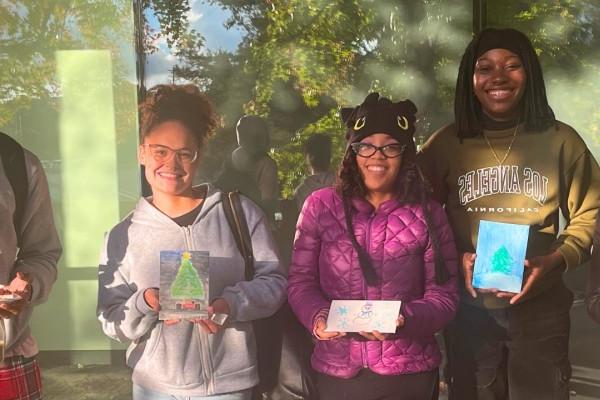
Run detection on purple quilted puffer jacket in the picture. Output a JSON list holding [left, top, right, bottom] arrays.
[[288, 187, 458, 378]]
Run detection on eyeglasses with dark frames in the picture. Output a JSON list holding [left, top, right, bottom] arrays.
[[350, 142, 406, 159], [142, 144, 198, 164]]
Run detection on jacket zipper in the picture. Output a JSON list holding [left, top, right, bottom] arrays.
[[198, 327, 215, 395], [182, 225, 215, 395], [361, 214, 374, 368]]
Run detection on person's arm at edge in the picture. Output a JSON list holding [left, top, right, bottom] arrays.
[[552, 143, 600, 271], [13, 151, 61, 305], [586, 216, 600, 323]]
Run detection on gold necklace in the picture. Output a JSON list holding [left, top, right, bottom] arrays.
[[483, 122, 520, 166]]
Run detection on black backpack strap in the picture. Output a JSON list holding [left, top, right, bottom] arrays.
[[222, 191, 255, 280], [0, 132, 27, 246]]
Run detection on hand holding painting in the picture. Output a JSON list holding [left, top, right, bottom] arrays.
[[194, 298, 230, 334], [144, 288, 180, 326], [471, 220, 529, 299], [463, 252, 520, 301], [314, 317, 407, 342], [319, 300, 404, 341], [313, 318, 346, 341], [469, 220, 566, 304], [464, 249, 564, 305], [509, 250, 565, 305], [461, 252, 478, 298], [144, 287, 230, 331]]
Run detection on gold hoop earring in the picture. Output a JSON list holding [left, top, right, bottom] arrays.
[[354, 116, 366, 130], [397, 116, 409, 130]]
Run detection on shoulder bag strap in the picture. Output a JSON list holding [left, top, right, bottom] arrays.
[[222, 191, 255, 280]]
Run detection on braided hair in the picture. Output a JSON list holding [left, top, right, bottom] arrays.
[[455, 28, 556, 139]]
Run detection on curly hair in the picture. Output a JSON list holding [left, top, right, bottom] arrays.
[[336, 142, 449, 286], [138, 84, 219, 148]]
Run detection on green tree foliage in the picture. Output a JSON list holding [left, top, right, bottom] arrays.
[[143, 0, 191, 49], [0, 0, 135, 140], [490, 246, 514, 275], [487, 1, 600, 156], [171, 252, 205, 299], [149, 0, 472, 196]]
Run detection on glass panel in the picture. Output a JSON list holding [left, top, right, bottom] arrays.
[[0, 1, 139, 351], [486, 2, 600, 158], [487, 2, 600, 397], [142, 0, 472, 198]]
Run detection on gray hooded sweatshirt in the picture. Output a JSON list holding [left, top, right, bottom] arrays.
[[97, 185, 286, 396], [0, 149, 61, 358]]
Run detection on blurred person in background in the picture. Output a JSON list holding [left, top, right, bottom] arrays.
[[215, 115, 280, 222], [0, 132, 61, 400], [293, 133, 336, 211]]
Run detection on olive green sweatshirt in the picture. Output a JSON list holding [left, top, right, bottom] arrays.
[[418, 121, 600, 308]]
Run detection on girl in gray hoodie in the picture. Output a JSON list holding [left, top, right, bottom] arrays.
[[97, 84, 286, 399]]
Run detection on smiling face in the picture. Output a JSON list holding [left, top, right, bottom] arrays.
[[473, 48, 527, 121], [139, 120, 201, 199], [355, 133, 403, 197]]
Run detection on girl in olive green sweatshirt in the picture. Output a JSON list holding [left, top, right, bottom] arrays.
[[419, 28, 600, 400]]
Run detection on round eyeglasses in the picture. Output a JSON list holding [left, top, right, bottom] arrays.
[[350, 142, 406, 158], [142, 144, 198, 164]]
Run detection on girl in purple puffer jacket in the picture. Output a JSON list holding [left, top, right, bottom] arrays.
[[288, 93, 459, 400]]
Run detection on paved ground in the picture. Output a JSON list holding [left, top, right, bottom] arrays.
[[41, 366, 599, 399], [40, 297, 600, 399], [43, 364, 131, 400]]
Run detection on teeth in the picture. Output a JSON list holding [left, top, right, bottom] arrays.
[[488, 90, 511, 97], [367, 165, 385, 172]]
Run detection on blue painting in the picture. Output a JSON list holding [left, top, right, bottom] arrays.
[[325, 300, 402, 333], [472, 220, 529, 293]]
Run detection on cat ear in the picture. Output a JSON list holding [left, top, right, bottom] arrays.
[[363, 92, 380, 105], [340, 107, 356, 127], [400, 99, 418, 115]]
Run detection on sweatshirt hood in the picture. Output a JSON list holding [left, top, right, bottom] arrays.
[[132, 184, 223, 228]]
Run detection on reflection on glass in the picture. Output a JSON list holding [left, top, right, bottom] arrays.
[[0, 1, 138, 353], [142, 0, 472, 197], [56, 50, 120, 267], [487, 1, 600, 158]]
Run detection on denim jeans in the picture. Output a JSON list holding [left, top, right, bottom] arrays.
[[132, 384, 253, 400], [444, 282, 573, 400]]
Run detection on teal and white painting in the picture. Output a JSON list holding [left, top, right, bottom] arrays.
[[472, 220, 529, 293], [325, 300, 402, 333]]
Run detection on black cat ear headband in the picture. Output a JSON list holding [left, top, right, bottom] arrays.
[[340, 92, 417, 145]]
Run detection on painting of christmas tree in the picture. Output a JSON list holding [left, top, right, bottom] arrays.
[[159, 250, 209, 320], [472, 220, 529, 293], [171, 252, 205, 299], [490, 246, 514, 275]]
